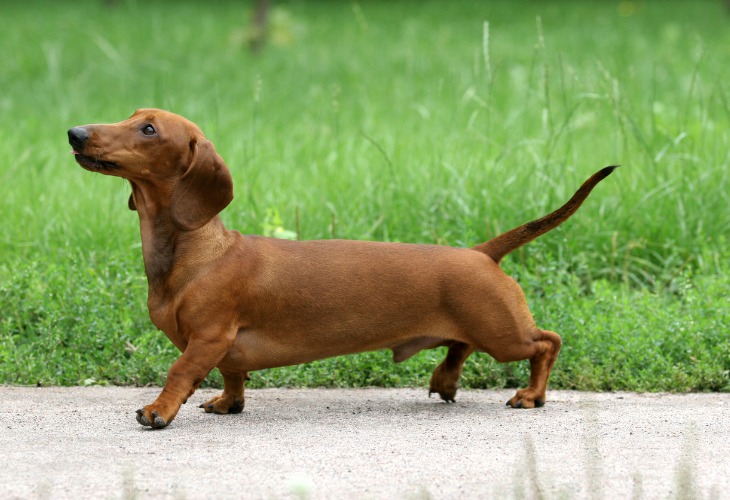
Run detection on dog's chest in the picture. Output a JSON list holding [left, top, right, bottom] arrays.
[[147, 296, 187, 352]]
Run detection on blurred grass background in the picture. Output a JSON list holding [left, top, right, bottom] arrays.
[[0, 0, 727, 391]]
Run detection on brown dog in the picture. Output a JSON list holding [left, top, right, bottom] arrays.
[[68, 109, 615, 429]]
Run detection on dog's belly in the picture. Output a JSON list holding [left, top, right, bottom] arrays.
[[223, 314, 462, 371]]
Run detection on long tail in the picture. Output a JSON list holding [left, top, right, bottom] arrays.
[[472, 166, 618, 264]]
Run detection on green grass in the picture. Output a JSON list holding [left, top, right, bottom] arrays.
[[0, 0, 728, 391]]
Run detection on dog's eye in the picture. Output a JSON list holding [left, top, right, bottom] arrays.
[[141, 125, 156, 136]]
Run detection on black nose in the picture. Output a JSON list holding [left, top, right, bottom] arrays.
[[68, 127, 88, 151]]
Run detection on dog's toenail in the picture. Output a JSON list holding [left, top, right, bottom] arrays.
[[136, 409, 152, 426]]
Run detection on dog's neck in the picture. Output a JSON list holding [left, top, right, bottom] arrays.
[[130, 183, 231, 297]]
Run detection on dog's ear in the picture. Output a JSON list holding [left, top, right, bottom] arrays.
[[170, 138, 233, 231], [128, 192, 137, 211]]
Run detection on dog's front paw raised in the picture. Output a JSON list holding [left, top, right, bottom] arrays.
[[506, 389, 545, 409], [135, 403, 177, 429], [199, 393, 244, 414]]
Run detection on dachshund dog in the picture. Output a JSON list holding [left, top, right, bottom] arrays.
[[68, 109, 615, 428]]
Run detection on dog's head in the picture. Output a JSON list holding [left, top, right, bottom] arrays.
[[68, 109, 233, 231]]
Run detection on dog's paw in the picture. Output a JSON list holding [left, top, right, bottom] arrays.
[[428, 371, 458, 403], [199, 394, 245, 414], [506, 389, 545, 409], [428, 389, 456, 403], [136, 407, 170, 429]]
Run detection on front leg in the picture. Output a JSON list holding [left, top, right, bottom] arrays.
[[136, 334, 234, 429], [199, 370, 248, 414]]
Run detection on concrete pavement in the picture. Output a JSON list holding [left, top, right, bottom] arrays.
[[0, 386, 727, 499]]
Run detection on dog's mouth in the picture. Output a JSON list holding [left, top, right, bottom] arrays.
[[72, 151, 119, 171]]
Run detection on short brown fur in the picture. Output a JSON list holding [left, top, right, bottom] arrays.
[[68, 109, 616, 428]]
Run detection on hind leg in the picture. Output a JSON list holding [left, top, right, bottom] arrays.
[[429, 342, 474, 403], [505, 330, 562, 409]]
